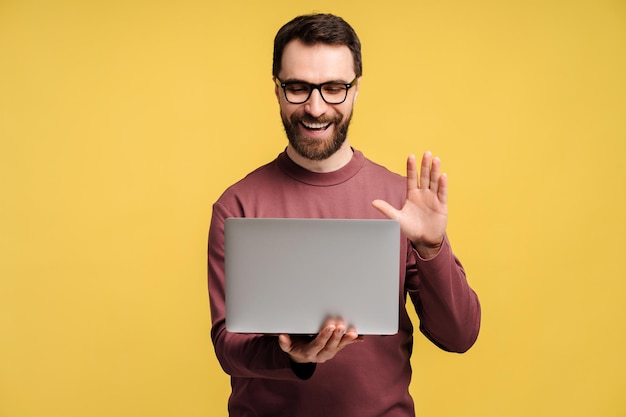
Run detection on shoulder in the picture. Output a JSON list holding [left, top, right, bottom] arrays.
[[357, 152, 405, 185], [353, 152, 407, 206], [215, 158, 281, 201]]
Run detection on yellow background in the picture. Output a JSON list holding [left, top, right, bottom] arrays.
[[1, 0, 625, 416]]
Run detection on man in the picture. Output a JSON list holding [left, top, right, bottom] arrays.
[[208, 13, 481, 417]]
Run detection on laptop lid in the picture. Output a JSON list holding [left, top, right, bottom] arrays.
[[224, 218, 400, 335]]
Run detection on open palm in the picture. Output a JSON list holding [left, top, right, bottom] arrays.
[[372, 152, 448, 259]]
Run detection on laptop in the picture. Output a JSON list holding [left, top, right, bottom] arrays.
[[224, 218, 400, 335]]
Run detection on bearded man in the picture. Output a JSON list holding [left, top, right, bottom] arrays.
[[208, 13, 481, 417]]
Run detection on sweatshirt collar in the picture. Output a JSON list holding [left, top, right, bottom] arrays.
[[277, 148, 366, 186]]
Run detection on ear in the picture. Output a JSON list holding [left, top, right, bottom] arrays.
[[273, 78, 280, 101], [352, 77, 362, 103]]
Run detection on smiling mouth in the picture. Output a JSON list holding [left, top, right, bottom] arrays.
[[301, 120, 331, 131]]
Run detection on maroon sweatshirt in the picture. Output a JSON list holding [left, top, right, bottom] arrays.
[[208, 150, 481, 417]]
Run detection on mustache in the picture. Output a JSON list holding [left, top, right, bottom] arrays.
[[291, 113, 342, 125]]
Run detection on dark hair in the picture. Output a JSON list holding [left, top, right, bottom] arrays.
[[272, 14, 362, 78]]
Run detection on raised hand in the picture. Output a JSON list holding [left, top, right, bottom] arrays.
[[372, 152, 448, 259], [278, 319, 363, 364]]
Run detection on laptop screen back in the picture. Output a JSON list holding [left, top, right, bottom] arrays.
[[224, 218, 400, 335]]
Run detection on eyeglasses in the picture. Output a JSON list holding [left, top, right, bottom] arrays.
[[274, 77, 358, 105]]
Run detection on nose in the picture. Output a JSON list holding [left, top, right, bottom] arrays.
[[304, 88, 328, 118]]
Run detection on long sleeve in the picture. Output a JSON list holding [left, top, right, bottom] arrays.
[[407, 236, 481, 353], [208, 201, 304, 380]]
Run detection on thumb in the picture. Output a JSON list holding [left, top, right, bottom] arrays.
[[278, 334, 292, 353], [372, 199, 399, 220]]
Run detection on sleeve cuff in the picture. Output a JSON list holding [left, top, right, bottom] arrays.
[[290, 361, 316, 380]]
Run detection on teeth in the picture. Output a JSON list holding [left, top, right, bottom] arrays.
[[303, 121, 330, 129]]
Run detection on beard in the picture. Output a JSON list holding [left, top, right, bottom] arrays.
[[280, 110, 352, 161]]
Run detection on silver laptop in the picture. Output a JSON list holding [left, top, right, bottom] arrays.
[[224, 218, 400, 335]]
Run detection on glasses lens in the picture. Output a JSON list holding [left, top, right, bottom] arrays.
[[284, 83, 312, 104], [321, 84, 348, 104]]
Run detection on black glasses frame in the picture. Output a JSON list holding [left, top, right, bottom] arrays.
[[274, 77, 358, 104]]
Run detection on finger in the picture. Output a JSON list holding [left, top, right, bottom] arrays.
[[309, 324, 341, 362], [419, 151, 432, 189], [337, 327, 363, 349], [345, 325, 359, 338], [310, 324, 336, 353], [321, 319, 345, 348], [278, 334, 292, 353], [371, 199, 400, 220], [324, 324, 346, 351], [429, 156, 441, 192], [406, 154, 418, 191], [438, 173, 448, 204]]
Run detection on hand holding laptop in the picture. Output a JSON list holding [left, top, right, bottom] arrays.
[[278, 319, 364, 364]]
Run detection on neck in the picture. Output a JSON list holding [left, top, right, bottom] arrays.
[[286, 141, 354, 173]]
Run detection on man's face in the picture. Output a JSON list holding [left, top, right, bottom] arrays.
[[275, 39, 360, 161]]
